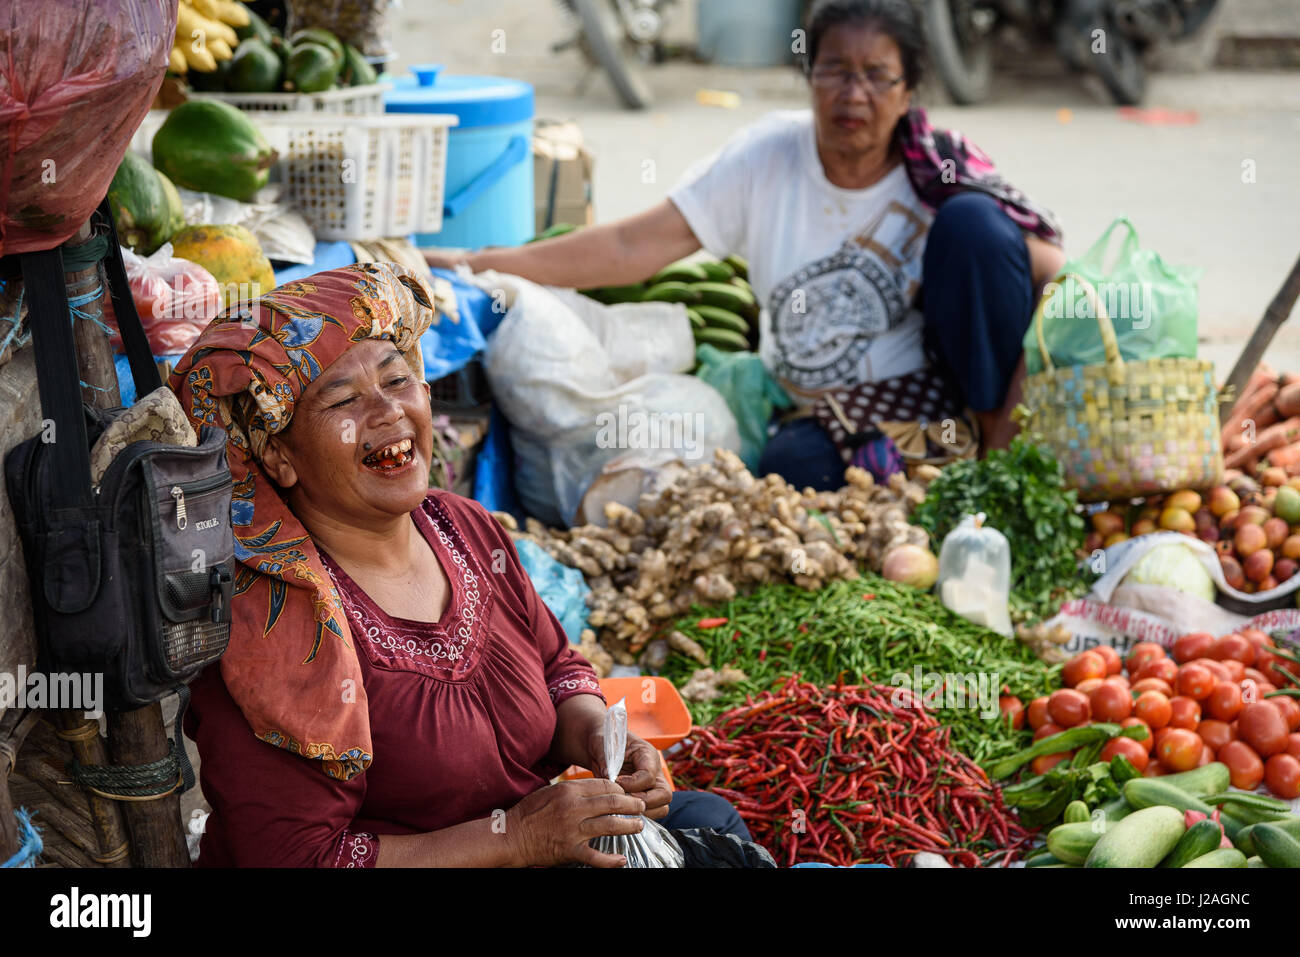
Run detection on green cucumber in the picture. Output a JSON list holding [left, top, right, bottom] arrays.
[[1250, 822, 1300, 869], [1158, 762, 1231, 796], [1025, 851, 1067, 868], [1096, 796, 1133, 824], [1233, 816, 1300, 857], [1047, 821, 1103, 865], [1121, 778, 1243, 842], [1181, 848, 1247, 868], [694, 304, 749, 335], [1064, 800, 1090, 825], [1247, 855, 1268, 867], [1086, 805, 1186, 868], [1161, 819, 1224, 868]]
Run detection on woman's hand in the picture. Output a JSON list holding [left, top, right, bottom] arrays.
[[588, 727, 673, 821], [505, 779, 647, 868], [423, 248, 474, 273]]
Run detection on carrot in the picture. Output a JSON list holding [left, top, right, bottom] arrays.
[[1283, 372, 1300, 389], [1254, 405, 1280, 431], [1226, 432, 1249, 454], [1225, 416, 1300, 470], [1268, 440, 1300, 470], [1277, 382, 1300, 418], [1222, 381, 1279, 447]]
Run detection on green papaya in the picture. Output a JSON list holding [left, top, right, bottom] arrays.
[[286, 43, 340, 93], [236, 8, 275, 45], [288, 28, 343, 63], [153, 100, 278, 202], [227, 38, 282, 93], [107, 152, 181, 254], [340, 45, 377, 87]]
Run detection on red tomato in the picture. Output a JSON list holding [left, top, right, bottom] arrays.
[[1062, 651, 1108, 688], [1134, 691, 1173, 730], [1048, 689, 1091, 728], [1172, 631, 1216, 664], [1205, 681, 1244, 722], [1176, 663, 1216, 700], [1101, 735, 1150, 772], [1197, 719, 1235, 753], [1090, 681, 1133, 723], [1287, 732, 1300, 760], [1130, 678, 1175, 698], [1243, 667, 1271, 686], [1142, 761, 1167, 777], [1152, 726, 1175, 753], [1094, 644, 1123, 676], [1110, 673, 1131, 689], [1197, 744, 1215, 767], [1075, 677, 1105, 695], [1241, 628, 1276, 654], [1264, 753, 1300, 799], [1270, 695, 1300, 732], [1137, 657, 1179, 684], [1027, 696, 1051, 731], [1126, 641, 1167, 675], [1220, 659, 1246, 683], [999, 695, 1025, 730], [1211, 633, 1256, 667], [1219, 740, 1265, 790], [1267, 659, 1300, 688], [1238, 703, 1289, 757], [1191, 658, 1233, 682], [1121, 717, 1154, 752], [1168, 696, 1202, 730], [1157, 728, 1204, 772], [1034, 722, 1064, 742], [1031, 752, 1073, 775]]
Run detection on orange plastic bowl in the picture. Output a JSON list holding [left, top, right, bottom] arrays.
[[597, 676, 693, 750]]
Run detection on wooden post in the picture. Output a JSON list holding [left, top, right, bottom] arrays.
[[63, 220, 187, 867], [1219, 253, 1300, 424]]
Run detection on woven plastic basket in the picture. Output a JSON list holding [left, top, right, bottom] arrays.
[[1019, 273, 1223, 502]]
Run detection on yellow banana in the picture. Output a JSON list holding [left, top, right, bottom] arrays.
[[169, 45, 188, 74], [182, 37, 218, 72], [208, 37, 233, 61], [176, 3, 238, 48], [191, 0, 251, 29]]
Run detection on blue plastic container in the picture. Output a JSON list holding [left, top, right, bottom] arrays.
[[385, 65, 535, 250]]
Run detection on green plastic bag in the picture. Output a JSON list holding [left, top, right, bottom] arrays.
[[1024, 217, 1202, 375], [694, 344, 790, 472]]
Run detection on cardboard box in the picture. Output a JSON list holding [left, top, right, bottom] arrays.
[[534, 120, 594, 234]]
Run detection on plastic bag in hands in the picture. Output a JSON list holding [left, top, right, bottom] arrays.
[[0, 0, 176, 255], [587, 699, 684, 869], [104, 244, 222, 356]]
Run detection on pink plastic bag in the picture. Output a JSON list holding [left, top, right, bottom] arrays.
[[0, 0, 176, 255], [105, 245, 222, 356]]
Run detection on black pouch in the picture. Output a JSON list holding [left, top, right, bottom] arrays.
[[3, 201, 234, 714]]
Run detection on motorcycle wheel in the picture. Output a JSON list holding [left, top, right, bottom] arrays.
[[923, 0, 994, 105], [1091, 24, 1146, 105], [572, 0, 654, 110]]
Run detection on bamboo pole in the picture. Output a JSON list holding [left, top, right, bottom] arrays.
[[63, 219, 186, 867]]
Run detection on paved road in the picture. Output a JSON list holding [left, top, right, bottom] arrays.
[[391, 0, 1300, 376]]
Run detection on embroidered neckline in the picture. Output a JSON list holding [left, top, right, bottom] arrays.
[[320, 495, 490, 680]]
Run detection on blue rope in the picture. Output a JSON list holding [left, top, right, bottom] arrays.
[[0, 277, 30, 359], [67, 280, 115, 394], [1, 808, 43, 868]]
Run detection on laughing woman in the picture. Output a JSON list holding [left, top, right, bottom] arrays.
[[428, 0, 1066, 486], [172, 263, 741, 867]]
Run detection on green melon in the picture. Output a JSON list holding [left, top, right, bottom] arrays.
[[152, 100, 278, 203], [107, 152, 181, 254]]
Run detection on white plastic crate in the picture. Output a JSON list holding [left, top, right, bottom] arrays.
[[187, 83, 390, 114], [255, 112, 457, 240], [127, 110, 456, 241]]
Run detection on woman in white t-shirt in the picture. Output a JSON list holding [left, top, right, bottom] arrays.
[[428, 0, 1066, 490]]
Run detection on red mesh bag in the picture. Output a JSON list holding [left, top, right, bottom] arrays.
[[0, 0, 176, 255]]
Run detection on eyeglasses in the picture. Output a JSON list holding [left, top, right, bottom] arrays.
[[808, 66, 905, 94]]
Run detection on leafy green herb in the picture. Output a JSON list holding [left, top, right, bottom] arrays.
[[909, 437, 1092, 624]]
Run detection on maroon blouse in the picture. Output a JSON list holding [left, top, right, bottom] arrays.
[[184, 491, 604, 867]]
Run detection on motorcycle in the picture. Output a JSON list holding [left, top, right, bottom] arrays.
[[921, 0, 1221, 106], [554, 0, 677, 110]]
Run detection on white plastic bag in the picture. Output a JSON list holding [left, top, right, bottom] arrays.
[[477, 272, 740, 526], [588, 699, 684, 868], [107, 244, 222, 355], [936, 513, 1013, 637]]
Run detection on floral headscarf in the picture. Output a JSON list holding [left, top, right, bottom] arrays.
[[169, 262, 443, 780]]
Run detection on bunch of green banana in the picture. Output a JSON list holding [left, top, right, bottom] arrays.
[[579, 254, 756, 352]]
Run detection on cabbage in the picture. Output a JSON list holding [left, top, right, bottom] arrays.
[[1123, 544, 1216, 602]]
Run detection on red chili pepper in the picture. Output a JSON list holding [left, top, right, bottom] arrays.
[[697, 617, 729, 629], [758, 648, 767, 661]]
